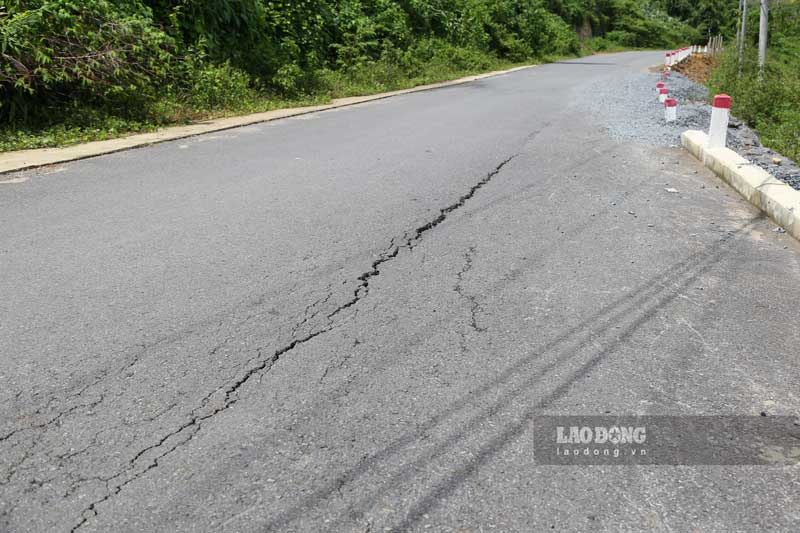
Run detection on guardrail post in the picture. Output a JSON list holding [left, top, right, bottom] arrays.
[[665, 98, 677, 123], [707, 95, 732, 148]]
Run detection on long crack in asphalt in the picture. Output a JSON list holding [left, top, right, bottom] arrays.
[[67, 154, 518, 531]]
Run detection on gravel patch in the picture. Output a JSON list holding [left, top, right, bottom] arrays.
[[582, 70, 800, 190]]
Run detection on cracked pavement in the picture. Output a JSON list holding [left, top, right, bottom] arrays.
[[1, 52, 799, 531]]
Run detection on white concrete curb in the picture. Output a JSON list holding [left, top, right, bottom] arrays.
[[682, 130, 800, 241], [0, 65, 535, 177]]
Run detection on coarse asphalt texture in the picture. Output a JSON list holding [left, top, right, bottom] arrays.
[[1, 52, 799, 532]]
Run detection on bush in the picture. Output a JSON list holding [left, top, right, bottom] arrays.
[[180, 60, 256, 111], [0, 0, 174, 122], [761, 109, 800, 163], [606, 30, 638, 47]]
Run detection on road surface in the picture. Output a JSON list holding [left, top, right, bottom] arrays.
[[1, 51, 799, 531]]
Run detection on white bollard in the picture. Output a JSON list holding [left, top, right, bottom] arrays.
[[664, 98, 677, 123], [658, 88, 669, 103], [665, 52, 670, 67], [707, 94, 732, 148]]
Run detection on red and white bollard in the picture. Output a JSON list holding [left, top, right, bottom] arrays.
[[661, 71, 670, 78], [656, 82, 665, 95], [664, 98, 677, 123], [707, 94, 732, 148], [665, 53, 671, 67], [658, 88, 669, 103]]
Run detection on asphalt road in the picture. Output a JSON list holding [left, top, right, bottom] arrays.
[[2, 51, 799, 532]]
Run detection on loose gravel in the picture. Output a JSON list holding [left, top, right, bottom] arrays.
[[582, 69, 800, 190]]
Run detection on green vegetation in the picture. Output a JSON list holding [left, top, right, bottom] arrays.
[[1, 0, 729, 151], [708, 0, 800, 162]]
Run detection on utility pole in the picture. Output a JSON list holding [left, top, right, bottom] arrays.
[[738, 0, 748, 78], [737, 0, 743, 47], [758, 0, 769, 75]]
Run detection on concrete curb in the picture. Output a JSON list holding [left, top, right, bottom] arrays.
[[0, 65, 535, 177], [682, 129, 800, 240]]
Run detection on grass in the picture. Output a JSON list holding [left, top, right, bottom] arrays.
[[0, 94, 330, 153]]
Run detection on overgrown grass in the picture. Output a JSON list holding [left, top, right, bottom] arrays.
[[0, 94, 329, 152]]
